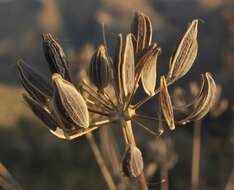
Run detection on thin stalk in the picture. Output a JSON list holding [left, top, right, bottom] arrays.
[[135, 114, 160, 122], [191, 120, 201, 190], [134, 80, 174, 110], [82, 81, 113, 109], [83, 88, 113, 112], [88, 108, 110, 117], [86, 133, 117, 190], [132, 119, 162, 137], [160, 166, 169, 190], [121, 120, 148, 190]]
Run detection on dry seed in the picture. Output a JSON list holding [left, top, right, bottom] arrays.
[[23, 94, 59, 131], [113, 34, 124, 103], [160, 76, 175, 130], [89, 45, 112, 91], [144, 14, 152, 47], [17, 60, 52, 105], [168, 20, 198, 82], [131, 11, 146, 53], [42, 33, 71, 81], [178, 72, 216, 124], [141, 46, 161, 96], [52, 73, 89, 128], [122, 146, 144, 178], [121, 33, 135, 98]]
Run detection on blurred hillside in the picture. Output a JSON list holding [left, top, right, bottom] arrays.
[[0, 0, 233, 190]]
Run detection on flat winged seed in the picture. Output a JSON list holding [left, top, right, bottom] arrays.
[[122, 146, 144, 178], [113, 34, 123, 102], [134, 44, 158, 93], [178, 72, 216, 125], [52, 73, 89, 128], [17, 60, 52, 105], [42, 33, 71, 81], [168, 20, 198, 82], [131, 11, 146, 53], [141, 47, 161, 96], [160, 76, 175, 130], [144, 14, 152, 47], [89, 45, 112, 91], [121, 34, 135, 98]]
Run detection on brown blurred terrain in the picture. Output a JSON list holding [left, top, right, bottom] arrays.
[[0, 0, 234, 190]]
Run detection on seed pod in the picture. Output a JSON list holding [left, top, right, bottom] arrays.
[[178, 72, 216, 125], [121, 34, 135, 99], [42, 33, 71, 81], [52, 73, 89, 128], [113, 34, 124, 103], [23, 94, 59, 131], [89, 45, 112, 91], [122, 146, 144, 178], [167, 20, 198, 82], [160, 76, 175, 130], [141, 46, 161, 96], [131, 11, 152, 53], [17, 60, 52, 105], [24, 94, 95, 140], [133, 44, 160, 96]]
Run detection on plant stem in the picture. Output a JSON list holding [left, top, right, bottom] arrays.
[[191, 120, 201, 190], [121, 120, 148, 190], [160, 166, 168, 190], [85, 133, 117, 190]]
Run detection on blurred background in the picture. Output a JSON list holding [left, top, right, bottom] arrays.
[[0, 0, 234, 189]]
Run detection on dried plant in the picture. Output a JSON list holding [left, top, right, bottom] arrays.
[[17, 11, 217, 190]]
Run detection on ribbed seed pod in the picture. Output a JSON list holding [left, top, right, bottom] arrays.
[[23, 94, 59, 132], [167, 20, 198, 82], [122, 146, 144, 178], [52, 73, 89, 129], [42, 33, 72, 81], [17, 60, 53, 105], [89, 45, 112, 91], [160, 76, 175, 130], [131, 11, 152, 54], [178, 72, 216, 125]]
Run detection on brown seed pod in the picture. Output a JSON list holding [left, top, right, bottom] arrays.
[[121, 34, 135, 99], [160, 76, 175, 130], [168, 20, 198, 82], [122, 146, 144, 178], [131, 11, 152, 53], [178, 72, 216, 125], [24, 93, 97, 140], [23, 94, 59, 132], [52, 73, 89, 129], [17, 60, 52, 105], [42, 33, 71, 81], [89, 44, 112, 91]]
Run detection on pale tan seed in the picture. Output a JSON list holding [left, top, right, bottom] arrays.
[[160, 76, 175, 130], [141, 47, 161, 96], [52, 73, 89, 128], [178, 72, 216, 124], [168, 20, 198, 82], [121, 34, 135, 98]]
